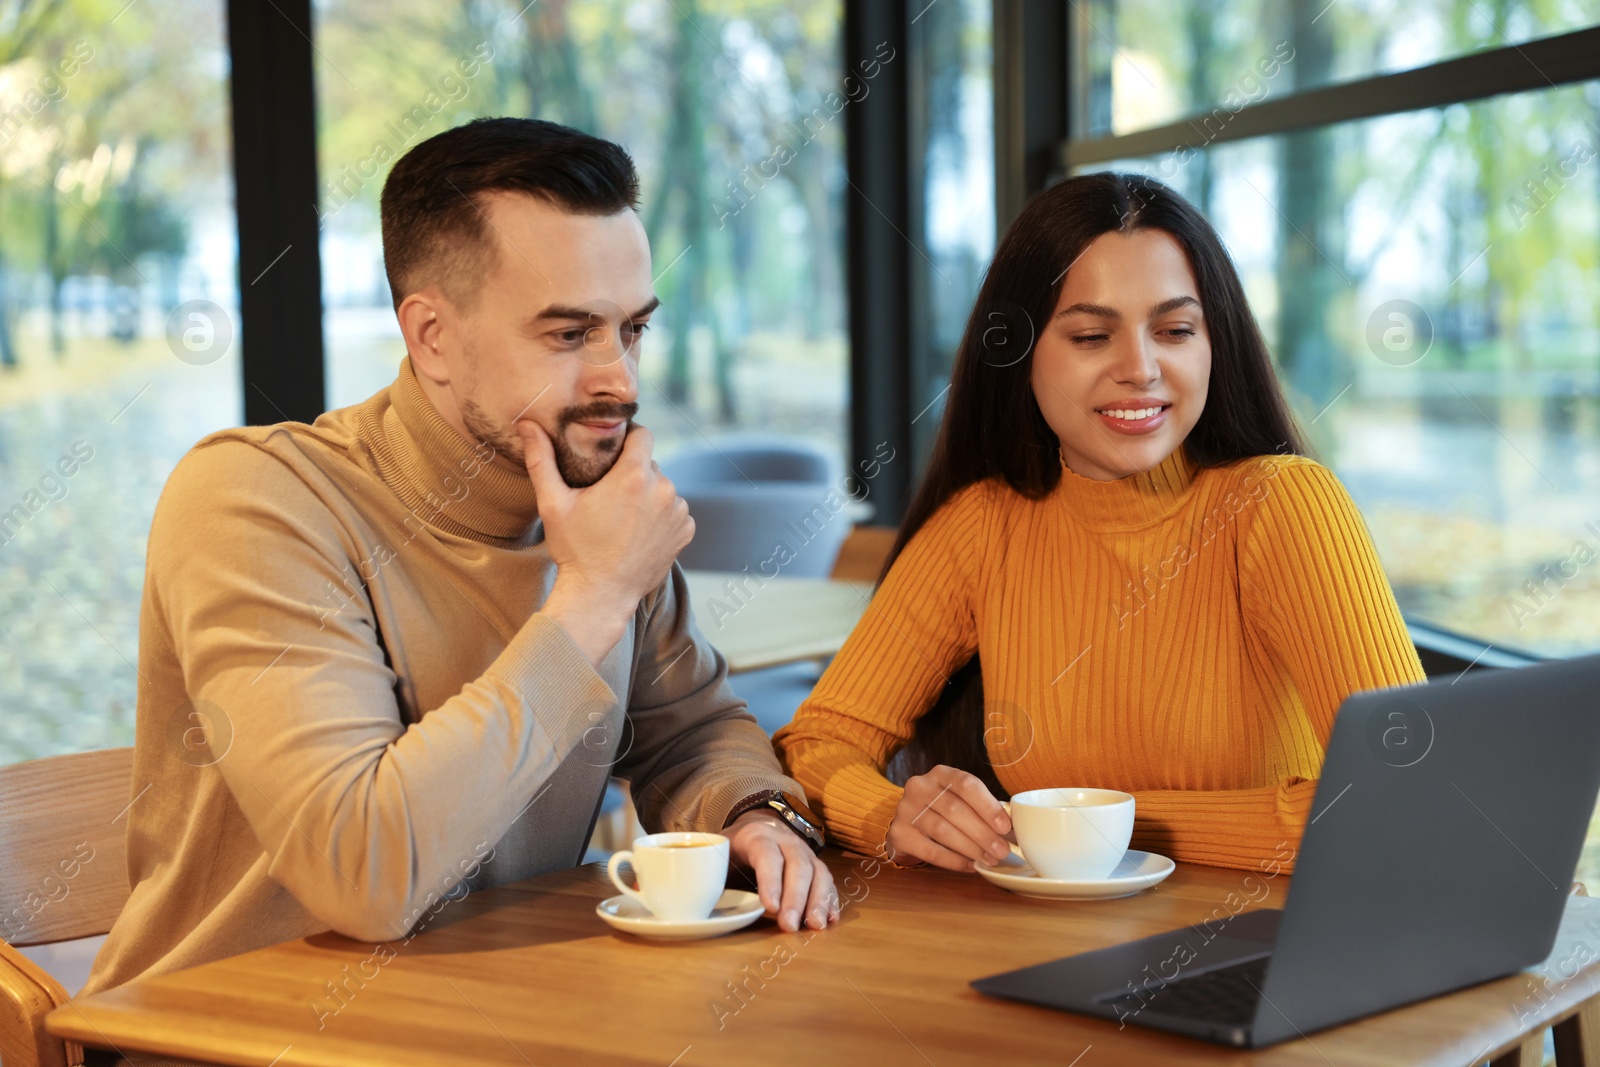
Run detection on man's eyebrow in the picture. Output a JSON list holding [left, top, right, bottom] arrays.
[[528, 295, 662, 325], [1055, 295, 1201, 320]]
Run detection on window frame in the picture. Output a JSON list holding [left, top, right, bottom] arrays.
[[227, 0, 326, 425], [1063, 23, 1600, 167]]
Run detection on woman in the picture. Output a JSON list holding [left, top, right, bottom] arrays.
[[773, 172, 1424, 874]]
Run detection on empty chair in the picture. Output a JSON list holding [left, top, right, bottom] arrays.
[[661, 435, 855, 580], [1, 747, 135, 1067]]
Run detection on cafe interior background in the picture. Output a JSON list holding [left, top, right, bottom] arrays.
[[1, 0, 1598, 965]]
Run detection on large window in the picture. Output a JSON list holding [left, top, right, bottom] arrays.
[[0, 0, 238, 767], [1075, 0, 1600, 136], [0, 0, 866, 769], [314, 0, 849, 467], [1069, 8, 1600, 661]]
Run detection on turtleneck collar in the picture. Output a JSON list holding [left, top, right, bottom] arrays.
[[1054, 443, 1200, 531], [358, 357, 542, 543]]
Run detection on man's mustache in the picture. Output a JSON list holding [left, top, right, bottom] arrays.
[[557, 401, 639, 430]]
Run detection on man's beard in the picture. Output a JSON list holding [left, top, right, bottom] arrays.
[[460, 396, 639, 488]]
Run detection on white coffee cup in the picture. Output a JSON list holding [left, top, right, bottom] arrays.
[[1009, 788, 1135, 880], [606, 832, 730, 921]]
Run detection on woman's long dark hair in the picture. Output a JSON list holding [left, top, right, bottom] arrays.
[[883, 171, 1310, 794]]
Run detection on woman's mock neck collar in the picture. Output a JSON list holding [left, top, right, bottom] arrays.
[[1053, 443, 1200, 530], [358, 356, 542, 543]]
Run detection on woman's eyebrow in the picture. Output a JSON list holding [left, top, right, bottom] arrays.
[[1056, 301, 1119, 319], [1150, 295, 1201, 317], [1055, 295, 1201, 320]]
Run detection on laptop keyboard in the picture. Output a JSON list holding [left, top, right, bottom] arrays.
[[1097, 955, 1269, 1026]]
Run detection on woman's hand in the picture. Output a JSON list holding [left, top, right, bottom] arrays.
[[885, 765, 1012, 871]]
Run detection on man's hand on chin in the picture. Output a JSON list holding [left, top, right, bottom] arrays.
[[723, 809, 839, 933], [519, 419, 694, 667]]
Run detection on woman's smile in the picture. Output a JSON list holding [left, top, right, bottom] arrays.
[[1094, 398, 1173, 435]]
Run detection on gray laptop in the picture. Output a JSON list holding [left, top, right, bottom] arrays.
[[971, 651, 1600, 1047]]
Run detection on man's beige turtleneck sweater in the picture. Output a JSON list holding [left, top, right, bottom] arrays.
[[81, 356, 802, 997]]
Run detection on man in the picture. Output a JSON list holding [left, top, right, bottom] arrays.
[[81, 117, 836, 1002]]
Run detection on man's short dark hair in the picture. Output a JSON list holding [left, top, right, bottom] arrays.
[[379, 117, 640, 311]]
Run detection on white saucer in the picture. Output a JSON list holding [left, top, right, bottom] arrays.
[[596, 889, 765, 941], [976, 846, 1174, 900]]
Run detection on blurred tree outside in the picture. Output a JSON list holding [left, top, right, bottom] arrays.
[[315, 0, 849, 446], [1, 0, 221, 367], [1091, 0, 1600, 658], [1275, 0, 1340, 411], [0, 0, 238, 768]]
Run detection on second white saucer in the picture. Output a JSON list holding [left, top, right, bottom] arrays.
[[976, 847, 1175, 900], [596, 888, 765, 941]]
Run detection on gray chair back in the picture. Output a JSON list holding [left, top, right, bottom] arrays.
[[662, 436, 850, 579]]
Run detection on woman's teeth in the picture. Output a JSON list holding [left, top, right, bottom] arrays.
[[1100, 406, 1164, 420]]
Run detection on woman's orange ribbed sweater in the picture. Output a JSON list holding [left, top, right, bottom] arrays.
[[772, 447, 1426, 872]]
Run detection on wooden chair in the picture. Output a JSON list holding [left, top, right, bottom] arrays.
[[0, 747, 135, 1067]]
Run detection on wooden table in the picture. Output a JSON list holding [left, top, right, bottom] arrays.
[[47, 853, 1600, 1066], [683, 571, 871, 673]]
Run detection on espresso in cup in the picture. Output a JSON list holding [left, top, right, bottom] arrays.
[[1009, 788, 1134, 880], [607, 832, 729, 921]]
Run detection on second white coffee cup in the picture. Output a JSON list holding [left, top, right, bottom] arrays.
[[1009, 787, 1135, 880], [606, 831, 730, 921]]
